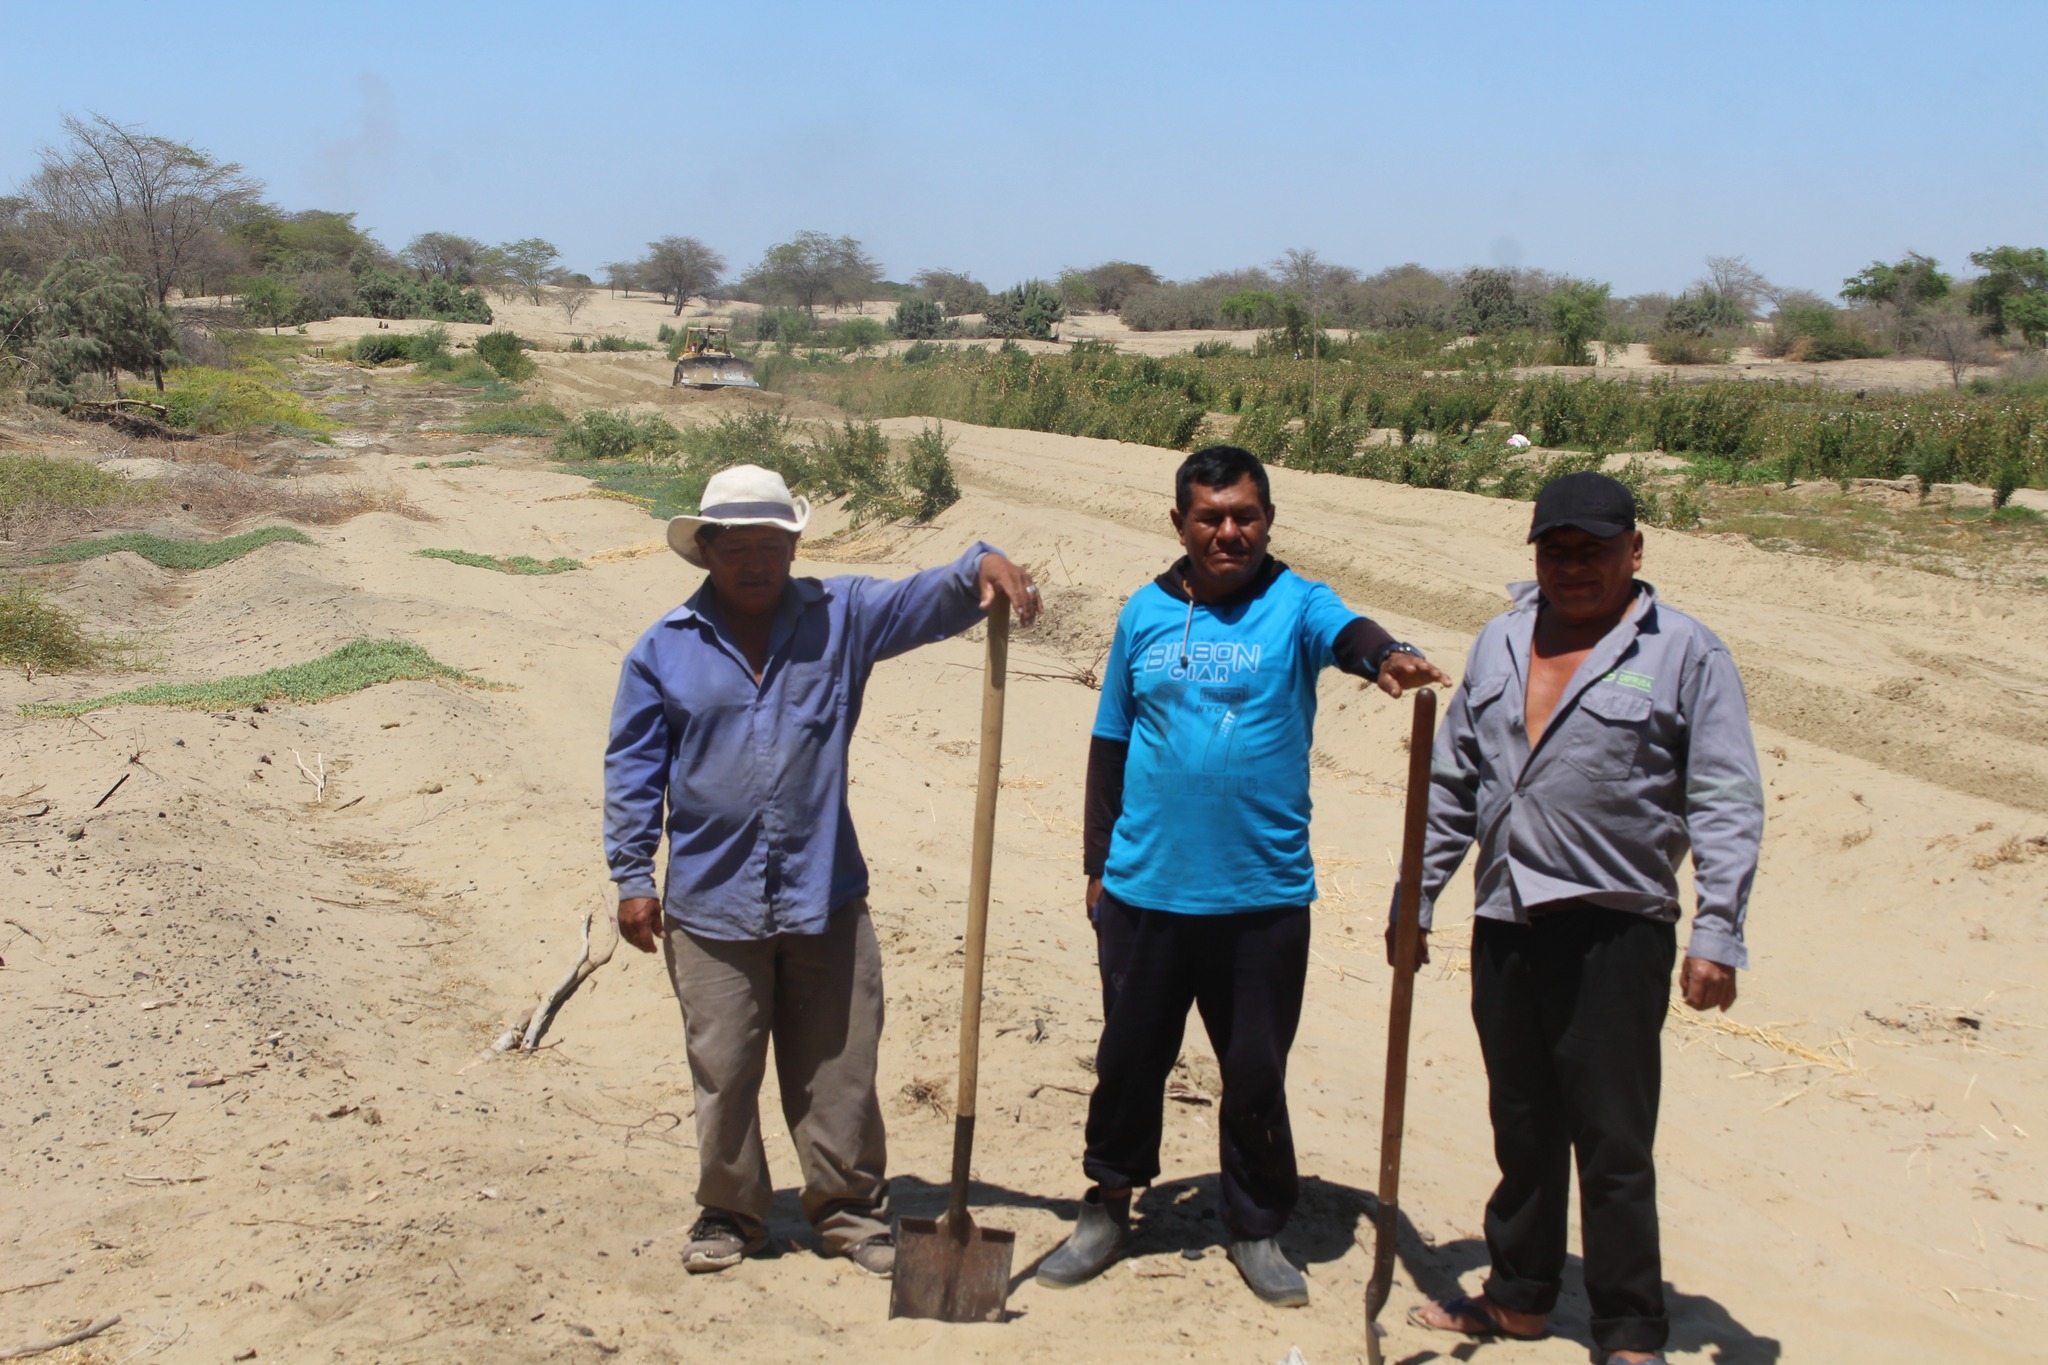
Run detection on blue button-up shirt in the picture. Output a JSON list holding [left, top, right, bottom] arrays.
[[604, 542, 996, 940]]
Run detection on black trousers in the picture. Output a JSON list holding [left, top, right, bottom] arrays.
[[1081, 892, 1310, 1240], [1472, 905, 1676, 1357]]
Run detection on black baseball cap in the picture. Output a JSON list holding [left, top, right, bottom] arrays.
[[1528, 471, 1637, 542]]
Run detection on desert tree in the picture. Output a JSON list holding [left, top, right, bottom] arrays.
[[601, 259, 641, 298], [641, 236, 725, 315], [1080, 261, 1160, 314], [14, 254, 176, 402], [27, 114, 259, 305], [1841, 252, 1951, 309], [557, 278, 595, 326], [746, 231, 880, 316], [1457, 267, 1531, 333], [1920, 300, 1994, 390], [913, 267, 991, 316], [403, 231, 485, 284], [1967, 245, 2048, 346], [1274, 247, 1356, 401], [1703, 255, 1774, 318], [1055, 267, 1097, 312], [481, 238, 560, 304]]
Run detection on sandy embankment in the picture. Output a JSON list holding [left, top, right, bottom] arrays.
[[3, 360, 2047, 1363]]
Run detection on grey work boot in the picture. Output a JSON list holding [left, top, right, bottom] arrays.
[[683, 1211, 768, 1274], [1035, 1187, 1131, 1287], [1229, 1237, 1308, 1307]]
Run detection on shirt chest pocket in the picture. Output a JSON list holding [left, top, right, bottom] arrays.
[[1562, 686, 1653, 782]]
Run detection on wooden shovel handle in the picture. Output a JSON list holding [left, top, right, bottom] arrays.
[[1366, 686, 1437, 1331], [948, 600, 1009, 1224]]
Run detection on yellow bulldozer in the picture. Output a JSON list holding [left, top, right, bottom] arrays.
[[670, 326, 758, 390]]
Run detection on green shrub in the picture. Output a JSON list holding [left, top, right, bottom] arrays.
[[553, 408, 683, 462], [474, 330, 536, 381], [351, 325, 451, 367], [0, 581, 102, 679], [890, 298, 948, 340], [657, 324, 678, 344], [984, 281, 1065, 340], [828, 317, 889, 354], [37, 526, 313, 568], [901, 340, 945, 365], [20, 638, 475, 717], [593, 334, 655, 352], [162, 367, 337, 435], [1647, 332, 1735, 365], [903, 422, 961, 521], [414, 548, 582, 574]]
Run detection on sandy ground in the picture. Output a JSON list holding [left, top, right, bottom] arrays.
[[4, 358, 2048, 1364]]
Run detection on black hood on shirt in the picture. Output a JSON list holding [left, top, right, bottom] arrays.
[[1154, 554, 1288, 607]]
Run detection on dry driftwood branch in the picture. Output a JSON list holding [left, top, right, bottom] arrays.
[[290, 749, 327, 803], [0, 1313, 122, 1360], [495, 905, 620, 1052]]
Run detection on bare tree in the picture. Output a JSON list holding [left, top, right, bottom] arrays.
[[1274, 247, 1356, 400], [1703, 255, 1774, 319], [640, 236, 724, 315], [557, 280, 594, 327], [27, 114, 259, 304], [1920, 301, 1993, 391]]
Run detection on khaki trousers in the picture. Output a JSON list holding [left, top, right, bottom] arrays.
[[662, 899, 890, 1253]]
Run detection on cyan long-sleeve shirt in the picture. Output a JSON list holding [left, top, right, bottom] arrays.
[[1416, 580, 1764, 969], [604, 542, 996, 940]]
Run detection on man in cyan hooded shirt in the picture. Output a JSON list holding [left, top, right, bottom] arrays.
[[1035, 445, 1448, 1307]]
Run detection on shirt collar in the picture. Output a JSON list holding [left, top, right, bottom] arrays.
[[1508, 577, 1659, 622]]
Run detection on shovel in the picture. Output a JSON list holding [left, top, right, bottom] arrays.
[[1365, 686, 1438, 1364], [890, 600, 1017, 1323]]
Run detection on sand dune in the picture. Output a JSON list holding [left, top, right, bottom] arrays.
[[4, 359, 2046, 1362]]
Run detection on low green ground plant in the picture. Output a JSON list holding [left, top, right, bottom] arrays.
[[461, 401, 565, 435], [0, 454, 156, 532], [414, 547, 582, 574], [37, 526, 313, 568], [0, 581, 104, 679], [412, 458, 487, 469], [20, 638, 475, 717]]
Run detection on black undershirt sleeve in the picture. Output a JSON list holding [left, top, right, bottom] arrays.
[[1334, 616, 1399, 679], [1083, 735, 1128, 877]]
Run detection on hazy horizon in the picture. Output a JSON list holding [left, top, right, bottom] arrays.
[[3, 0, 2043, 298]]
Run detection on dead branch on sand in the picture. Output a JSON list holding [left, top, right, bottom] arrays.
[[495, 904, 620, 1052], [1, 1313, 122, 1360], [290, 748, 327, 803]]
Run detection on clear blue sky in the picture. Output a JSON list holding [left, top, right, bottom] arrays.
[[3, 0, 2041, 296]]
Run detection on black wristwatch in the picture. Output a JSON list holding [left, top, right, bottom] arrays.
[[1367, 640, 1424, 678]]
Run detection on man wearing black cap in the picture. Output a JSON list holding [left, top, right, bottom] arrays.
[[1406, 472, 1763, 1365]]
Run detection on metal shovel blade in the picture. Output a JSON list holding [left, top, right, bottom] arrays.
[[672, 357, 759, 389], [889, 1214, 1015, 1323]]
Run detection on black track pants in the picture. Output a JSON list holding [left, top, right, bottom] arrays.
[[1472, 905, 1677, 1357], [1081, 892, 1311, 1240]]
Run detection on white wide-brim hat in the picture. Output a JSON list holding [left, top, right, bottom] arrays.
[[666, 463, 811, 567]]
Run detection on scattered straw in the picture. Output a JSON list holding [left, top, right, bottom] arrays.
[[1668, 1003, 1857, 1073]]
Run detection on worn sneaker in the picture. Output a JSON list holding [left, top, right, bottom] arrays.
[[683, 1212, 766, 1274], [844, 1232, 895, 1278]]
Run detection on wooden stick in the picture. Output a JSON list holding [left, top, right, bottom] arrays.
[[945, 600, 1008, 1229], [496, 905, 619, 1052], [0, 1313, 121, 1360], [1364, 687, 1437, 1361]]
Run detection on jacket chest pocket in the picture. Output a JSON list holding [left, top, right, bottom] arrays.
[[1562, 686, 1653, 782]]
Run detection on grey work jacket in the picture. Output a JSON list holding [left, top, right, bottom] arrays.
[[1416, 580, 1763, 968]]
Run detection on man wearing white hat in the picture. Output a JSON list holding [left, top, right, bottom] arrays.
[[604, 463, 1039, 1279]]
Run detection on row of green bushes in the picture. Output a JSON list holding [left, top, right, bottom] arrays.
[[759, 345, 2047, 493]]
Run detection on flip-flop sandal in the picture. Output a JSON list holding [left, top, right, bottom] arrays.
[[1406, 1295, 1548, 1341]]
